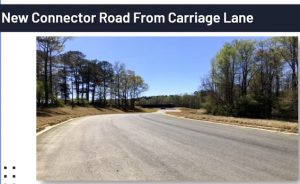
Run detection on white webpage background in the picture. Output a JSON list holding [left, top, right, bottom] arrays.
[[1, 0, 300, 184]]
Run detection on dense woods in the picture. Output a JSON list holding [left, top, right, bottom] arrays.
[[37, 37, 148, 110], [201, 37, 298, 119], [139, 37, 298, 120]]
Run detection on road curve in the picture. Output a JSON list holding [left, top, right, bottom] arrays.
[[37, 112, 298, 181]]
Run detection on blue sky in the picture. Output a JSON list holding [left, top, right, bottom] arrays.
[[64, 36, 267, 96]]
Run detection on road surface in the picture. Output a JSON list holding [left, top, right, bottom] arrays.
[[37, 112, 298, 181]]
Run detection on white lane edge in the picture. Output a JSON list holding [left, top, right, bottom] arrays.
[[36, 118, 76, 137], [35, 113, 144, 136]]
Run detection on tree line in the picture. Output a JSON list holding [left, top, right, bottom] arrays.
[[201, 37, 298, 119], [138, 92, 203, 109], [37, 36, 297, 119], [139, 37, 297, 120], [37, 37, 148, 110]]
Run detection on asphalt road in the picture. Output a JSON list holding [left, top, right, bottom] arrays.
[[37, 112, 298, 182]]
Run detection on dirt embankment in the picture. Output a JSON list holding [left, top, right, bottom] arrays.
[[37, 106, 126, 132], [37, 106, 159, 133]]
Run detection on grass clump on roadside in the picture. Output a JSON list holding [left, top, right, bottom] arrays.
[[167, 108, 298, 133]]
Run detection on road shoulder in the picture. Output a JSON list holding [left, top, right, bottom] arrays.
[[164, 110, 298, 135]]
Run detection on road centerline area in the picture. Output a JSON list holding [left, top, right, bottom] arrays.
[[37, 113, 298, 181]]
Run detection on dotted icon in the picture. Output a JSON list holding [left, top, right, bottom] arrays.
[[3, 165, 16, 182]]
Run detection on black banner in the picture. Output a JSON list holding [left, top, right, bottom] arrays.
[[0, 4, 299, 32]]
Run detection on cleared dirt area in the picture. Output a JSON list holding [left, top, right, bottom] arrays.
[[167, 108, 298, 133]]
